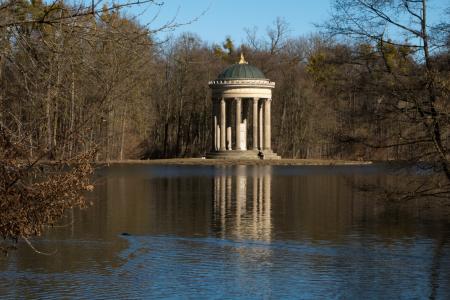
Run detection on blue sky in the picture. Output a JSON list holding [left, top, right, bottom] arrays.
[[131, 0, 448, 45], [134, 0, 333, 44]]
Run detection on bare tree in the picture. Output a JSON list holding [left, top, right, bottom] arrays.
[[321, 0, 450, 200], [0, 0, 186, 253]]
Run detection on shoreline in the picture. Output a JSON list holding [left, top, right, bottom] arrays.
[[95, 158, 373, 166]]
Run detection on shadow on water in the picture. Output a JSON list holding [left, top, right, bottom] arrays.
[[0, 164, 449, 298]]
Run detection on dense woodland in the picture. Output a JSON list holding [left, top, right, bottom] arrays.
[[0, 0, 448, 162], [0, 0, 449, 250]]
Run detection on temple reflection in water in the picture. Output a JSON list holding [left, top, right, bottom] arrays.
[[212, 165, 273, 241]]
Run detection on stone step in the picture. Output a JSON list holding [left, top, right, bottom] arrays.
[[206, 150, 281, 160]]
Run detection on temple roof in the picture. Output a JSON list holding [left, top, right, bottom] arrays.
[[217, 54, 266, 80]]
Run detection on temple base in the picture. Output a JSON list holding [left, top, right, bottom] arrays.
[[206, 150, 281, 160]]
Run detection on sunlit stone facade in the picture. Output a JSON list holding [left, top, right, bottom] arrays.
[[206, 54, 280, 159]]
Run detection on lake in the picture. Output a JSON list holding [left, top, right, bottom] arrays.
[[1, 164, 449, 299]]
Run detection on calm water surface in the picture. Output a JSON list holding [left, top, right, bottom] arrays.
[[1, 164, 449, 299]]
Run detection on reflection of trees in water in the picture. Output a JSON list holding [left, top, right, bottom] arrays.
[[349, 165, 450, 209], [212, 166, 273, 242], [1, 165, 449, 298]]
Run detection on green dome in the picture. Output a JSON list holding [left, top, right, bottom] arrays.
[[217, 63, 266, 80]]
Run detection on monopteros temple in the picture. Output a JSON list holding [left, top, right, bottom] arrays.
[[207, 54, 281, 159]]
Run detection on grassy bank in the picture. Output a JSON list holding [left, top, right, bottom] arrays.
[[96, 158, 373, 166]]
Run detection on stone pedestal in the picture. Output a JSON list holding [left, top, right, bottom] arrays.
[[206, 150, 281, 160]]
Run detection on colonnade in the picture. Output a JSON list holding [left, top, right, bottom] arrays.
[[212, 98, 271, 151]]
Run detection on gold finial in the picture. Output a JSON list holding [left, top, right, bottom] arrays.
[[239, 52, 248, 64]]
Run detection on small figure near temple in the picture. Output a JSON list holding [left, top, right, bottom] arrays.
[[258, 151, 264, 160]]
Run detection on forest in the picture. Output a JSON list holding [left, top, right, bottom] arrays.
[[0, 0, 448, 162], [0, 0, 449, 250]]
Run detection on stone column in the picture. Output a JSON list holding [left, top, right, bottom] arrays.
[[252, 98, 258, 150], [263, 99, 271, 150], [220, 98, 226, 151], [212, 99, 217, 151], [235, 98, 242, 150], [226, 100, 232, 150], [242, 100, 248, 150], [258, 100, 264, 150], [216, 123, 220, 151]]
